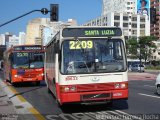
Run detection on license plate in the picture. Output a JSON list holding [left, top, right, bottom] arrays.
[[81, 93, 111, 101]]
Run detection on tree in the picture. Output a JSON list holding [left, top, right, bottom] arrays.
[[126, 36, 157, 64], [126, 37, 138, 59]]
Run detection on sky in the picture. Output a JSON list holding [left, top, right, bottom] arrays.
[[0, 0, 102, 35]]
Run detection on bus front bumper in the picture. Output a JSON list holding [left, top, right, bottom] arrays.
[[12, 76, 44, 83], [59, 89, 128, 104]]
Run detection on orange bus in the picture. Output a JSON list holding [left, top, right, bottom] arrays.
[[3, 45, 45, 85]]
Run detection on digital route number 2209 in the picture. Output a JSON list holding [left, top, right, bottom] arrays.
[[69, 41, 93, 49]]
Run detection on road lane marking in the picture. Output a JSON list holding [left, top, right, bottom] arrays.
[[138, 93, 160, 99], [28, 107, 45, 120], [143, 85, 155, 88], [115, 110, 143, 120], [8, 86, 26, 102]]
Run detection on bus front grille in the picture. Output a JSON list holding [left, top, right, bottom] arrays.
[[23, 74, 36, 78]]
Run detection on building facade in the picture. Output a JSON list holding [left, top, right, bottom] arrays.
[[0, 32, 26, 48], [19, 32, 26, 45], [0, 34, 5, 45], [151, 40, 160, 61], [7, 35, 19, 48], [84, 12, 150, 39], [150, 0, 160, 39], [25, 18, 41, 45], [102, 0, 136, 15], [25, 18, 77, 45]]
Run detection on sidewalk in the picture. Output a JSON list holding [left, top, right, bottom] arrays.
[[128, 71, 158, 80], [0, 82, 17, 114], [0, 79, 42, 120]]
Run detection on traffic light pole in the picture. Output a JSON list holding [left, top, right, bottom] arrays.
[[0, 9, 49, 28]]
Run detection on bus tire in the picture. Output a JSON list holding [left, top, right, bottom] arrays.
[[12, 82, 17, 87], [57, 100, 65, 109], [47, 87, 51, 93], [107, 101, 113, 107], [36, 81, 40, 86]]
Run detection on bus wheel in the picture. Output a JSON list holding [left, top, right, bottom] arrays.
[[36, 81, 40, 86], [107, 101, 113, 107], [56, 100, 65, 109], [47, 87, 51, 93], [12, 82, 17, 87]]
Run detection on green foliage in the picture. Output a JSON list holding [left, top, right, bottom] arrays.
[[145, 66, 160, 70], [126, 36, 158, 63]]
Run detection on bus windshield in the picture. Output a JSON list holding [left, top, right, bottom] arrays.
[[12, 52, 44, 69], [61, 39, 127, 74]]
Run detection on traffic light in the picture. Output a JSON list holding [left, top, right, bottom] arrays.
[[50, 4, 59, 22], [150, 8, 157, 24]]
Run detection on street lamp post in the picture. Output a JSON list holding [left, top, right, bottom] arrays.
[[139, 44, 142, 72], [0, 8, 49, 28]]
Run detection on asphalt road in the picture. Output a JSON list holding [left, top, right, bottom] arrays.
[[1, 71, 160, 120]]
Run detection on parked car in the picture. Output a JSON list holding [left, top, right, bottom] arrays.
[[155, 74, 160, 95], [131, 64, 145, 72]]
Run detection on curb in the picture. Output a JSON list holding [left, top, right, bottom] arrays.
[[0, 79, 45, 120]]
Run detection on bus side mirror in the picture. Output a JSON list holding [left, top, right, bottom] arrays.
[[54, 41, 59, 53]]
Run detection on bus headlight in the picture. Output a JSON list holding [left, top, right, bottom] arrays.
[[114, 82, 128, 89], [70, 86, 76, 92], [38, 73, 44, 77], [121, 83, 127, 88], [115, 83, 120, 89], [60, 86, 77, 92], [14, 74, 21, 78], [64, 87, 70, 92]]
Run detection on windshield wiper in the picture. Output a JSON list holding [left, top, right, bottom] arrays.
[[74, 38, 87, 55]]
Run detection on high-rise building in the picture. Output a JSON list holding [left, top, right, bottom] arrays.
[[25, 18, 77, 45], [150, 0, 160, 39], [0, 34, 5, 45], [0, 32, 26, 49], [7, 35, 19, 48], [19, 32, 26, 45], [4, 33, 13, 48], [25, 18, 41, 45], [102, 0, 136, 15], [84, 12, 149, 39]]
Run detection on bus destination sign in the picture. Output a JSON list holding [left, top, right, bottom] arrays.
[[13, 46, 42, 51], [62, 27, 122, 37]]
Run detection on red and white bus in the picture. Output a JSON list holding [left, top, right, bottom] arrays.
[[45, 26, 128, 105], [3, 45, 45, 85]]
